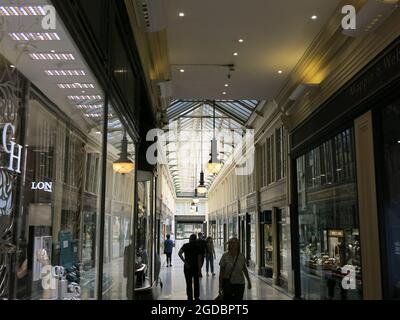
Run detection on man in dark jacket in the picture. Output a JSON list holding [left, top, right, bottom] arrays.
[[178, 234, 203, 300], [164, 234, 174, 267]]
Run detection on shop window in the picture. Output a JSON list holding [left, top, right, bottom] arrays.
[[260, 211, 273, 278], [380, 100, 400, 299], [103, 105, 136, 300], [296, 128, 362, 300], [266, 136, 274, 185], [9, 90, 104, 300], [277, 208, 291, 288], [276, 127, 285, 181]]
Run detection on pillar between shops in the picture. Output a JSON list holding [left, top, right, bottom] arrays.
[[354, 111, 382, 300]]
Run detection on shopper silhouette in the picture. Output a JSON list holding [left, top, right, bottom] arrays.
[[164, 234, 174, 267], [219, 237, 252, 300], [178, 234, 203, 300], [205, 236, 216, 277], [196, 232, 207, 277]]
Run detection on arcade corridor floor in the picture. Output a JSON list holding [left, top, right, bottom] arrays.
[[155, 240, 292, 300]]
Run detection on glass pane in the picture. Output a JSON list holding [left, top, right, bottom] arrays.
[[136, 178, 155, 290], [263, 224, 273, 273], [297, 128, 363, 300], [278, 208, 291, 287], [9, 71, 104, 300], [102, 105, 135, 300], [380, 100, 400, 299]]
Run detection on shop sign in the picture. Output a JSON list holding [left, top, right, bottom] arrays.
[[31, 182, 53, 193], [328, 229, 344, 237], [1, 123, 23, 174]]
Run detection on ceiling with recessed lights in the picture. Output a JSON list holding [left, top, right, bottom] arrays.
[[164, 0, 342, 100]]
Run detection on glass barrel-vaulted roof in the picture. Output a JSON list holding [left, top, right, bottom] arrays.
[[167, 99, 258, 125], [164, 100, 258, 195]]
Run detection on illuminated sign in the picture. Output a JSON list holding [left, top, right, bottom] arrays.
[[328, 229, 344, 237], [31, 182, 53, 193], [2, 123, 23, 173]]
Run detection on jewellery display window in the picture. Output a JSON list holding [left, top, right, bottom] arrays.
[[296, 128, 363, 300]]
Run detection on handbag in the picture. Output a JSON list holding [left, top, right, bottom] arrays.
[[219, 254, 239, 299]]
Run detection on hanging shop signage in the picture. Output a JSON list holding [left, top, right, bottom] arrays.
[[1, 123, 23, 174]]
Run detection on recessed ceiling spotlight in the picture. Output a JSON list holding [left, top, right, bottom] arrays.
[[179, 12, 185, 17], [10, 65, 15, 68], [397, 140, 400, 144], [233, 52, 238, 56], [224, 84, 229, 87], [311, 15, 318, 20], [222, 92, 227, 95], [278, 70, 283, 74], [238, 39, 244, 43], [82, 90, 86, 94], [51, 49, 55, 53], [180, 69, 185, 73]]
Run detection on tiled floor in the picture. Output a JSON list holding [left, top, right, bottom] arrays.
[[156, 240, 291, 300]]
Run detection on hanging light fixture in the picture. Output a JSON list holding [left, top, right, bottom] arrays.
[[113, 130, 134, 174], [193, 162, 200, 203], [197, 113, 207, 194], [197, 171, 207, 194], [193, 188, 199, 204], [207, 101, 222, 174]]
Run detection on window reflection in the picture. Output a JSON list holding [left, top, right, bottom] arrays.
[[103, 105, 135, 300], [297, 128, 363, 300]]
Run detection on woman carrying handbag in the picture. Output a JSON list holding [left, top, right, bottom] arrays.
[[218, 237, 252, 300]]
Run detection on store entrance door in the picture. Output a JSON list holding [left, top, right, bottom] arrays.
[[260, 210, 273, 278]]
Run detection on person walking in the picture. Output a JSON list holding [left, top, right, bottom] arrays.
[[205, 236, 216, 277], [178, 234, 203, 300], [219, 237, 252, 301], [196, 232, 207, 277], [164, 234, 174, 267]]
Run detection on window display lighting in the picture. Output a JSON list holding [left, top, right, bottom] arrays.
[[0, 6, 46, 16], [45, 70, 86, 76], [30, 53, 75, 61], [9, 32, 60, 41], [58, 83, 94, 89]]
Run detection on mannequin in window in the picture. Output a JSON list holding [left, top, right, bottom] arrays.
[[351, 241, 361, 266], [335, 241, 347, 267]]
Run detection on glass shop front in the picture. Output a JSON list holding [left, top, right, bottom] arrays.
[[296, 128, 363, 300], [0, 15, 141, 299]]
